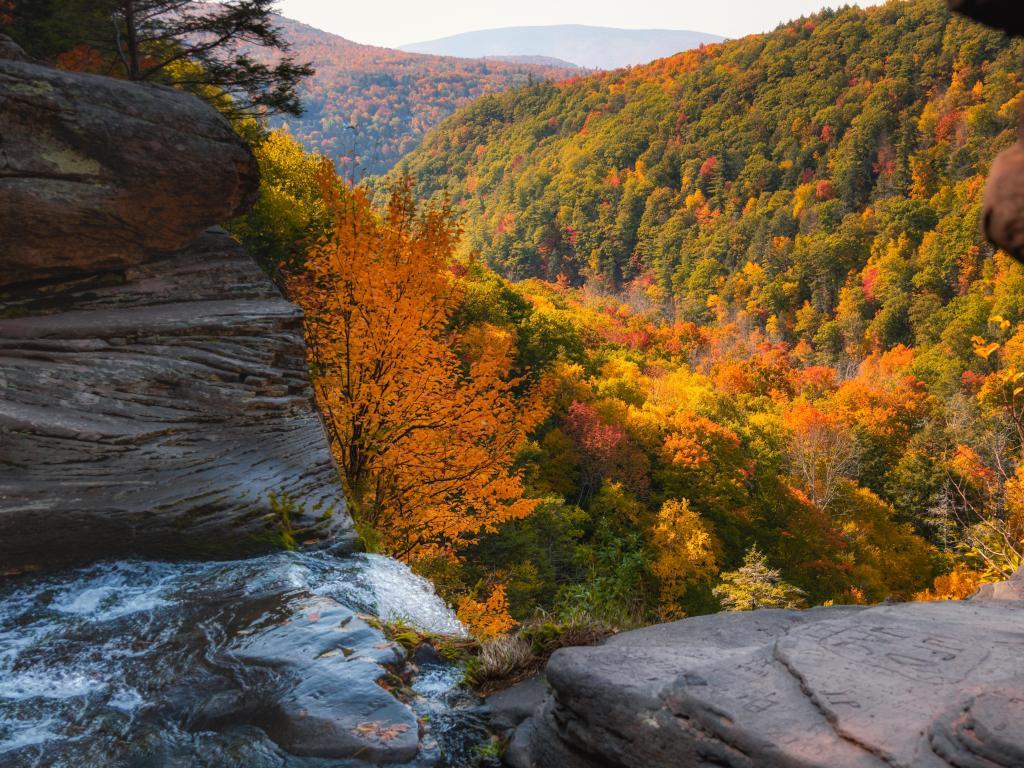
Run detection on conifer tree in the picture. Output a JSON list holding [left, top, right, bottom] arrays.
[[2, 0, 311, 116], [713, 546, 806, 611]]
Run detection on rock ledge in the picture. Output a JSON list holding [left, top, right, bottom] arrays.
[[512, 571, 1024, 767]]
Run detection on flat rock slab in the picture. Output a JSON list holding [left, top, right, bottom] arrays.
[[517, 582, 1024, 768], [0, 231, 352, 569]]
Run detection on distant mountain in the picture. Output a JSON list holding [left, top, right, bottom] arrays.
[[400, 25, 724, 70], [482, 54, 584, 70], [260, 16, 578, 175]]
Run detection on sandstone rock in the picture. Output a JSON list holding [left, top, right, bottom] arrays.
[[0, 53, 259, 288], [0, 229, 353, 569], [515, 581, 1024, 768], [973, 565, 1024, 600]]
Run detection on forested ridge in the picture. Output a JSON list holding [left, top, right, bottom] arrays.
[[398, 0, 1019, 302], [265, 15, 578, 175], [347, 0, 1024, 626]]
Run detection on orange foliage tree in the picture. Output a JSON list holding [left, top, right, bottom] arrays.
[[784, 402, 859, 511], [290, 169, 548, 559], [456, 584, 517, 639]]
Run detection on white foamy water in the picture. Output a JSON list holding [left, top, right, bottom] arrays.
[[0, 551, 467, 767], [325, 554, 468, 637]]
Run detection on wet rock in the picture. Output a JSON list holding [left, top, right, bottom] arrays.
[[0, 51, 259, 288], [0, 229, 353, 569], [504, 718, 538, 768], [233, 595, 419, 762], [414, 642, 445, 667], [485, 676, 547, 732], [0, 553, 463, 765], [514, 576, 1024, 768]]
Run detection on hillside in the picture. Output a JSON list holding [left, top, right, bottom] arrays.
[[383, 0, 1024, 614], [400, 24, 724, 70], [482, 54, 584, 70], [397, 0, 1022, 360], [269, 16, 579, 175]]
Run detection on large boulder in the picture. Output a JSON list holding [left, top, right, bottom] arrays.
[[0, 36, 259, 287], [0, 42, 350, 569], [514, 573, 1024, 767]]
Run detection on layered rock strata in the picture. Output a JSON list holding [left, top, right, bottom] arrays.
[[0, 38, 351, 569], [0, 36, 259, 286]]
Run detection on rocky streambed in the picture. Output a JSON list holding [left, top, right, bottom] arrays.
[[0, 552, 493, 768]]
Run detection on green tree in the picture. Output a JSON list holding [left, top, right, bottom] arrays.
[[713, 546, 806, 611]]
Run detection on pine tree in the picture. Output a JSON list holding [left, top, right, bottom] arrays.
[[2, 0, 311, 116], [713, 546, 806, 611]]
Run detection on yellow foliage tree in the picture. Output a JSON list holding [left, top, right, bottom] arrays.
[[650, 499, 718, 616], [914, 568, 983, 602], [290, 169, 548, 559]]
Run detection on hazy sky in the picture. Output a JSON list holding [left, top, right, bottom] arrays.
[[276, 0, 882, 48]]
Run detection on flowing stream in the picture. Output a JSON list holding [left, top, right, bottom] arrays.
[[0, 552, 492, 767]]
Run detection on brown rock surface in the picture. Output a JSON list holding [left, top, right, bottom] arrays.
[[0, 38, 259, 288]]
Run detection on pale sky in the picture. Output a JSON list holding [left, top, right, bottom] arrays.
[[277, 0, 882, 48]]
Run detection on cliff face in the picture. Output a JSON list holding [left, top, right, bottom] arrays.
[[0, 39, 352, 570]]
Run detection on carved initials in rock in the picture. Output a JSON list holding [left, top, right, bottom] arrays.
[[811, 624, 983, 684], [734, 691, 778, 713], [822, 691, 861, 709]]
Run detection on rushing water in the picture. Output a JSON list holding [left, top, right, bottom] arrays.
[[0, 552, 492, 768]]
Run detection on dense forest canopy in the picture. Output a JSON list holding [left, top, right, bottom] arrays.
[[397, 1, 1019, 307], [345, 0, 1024, 624]]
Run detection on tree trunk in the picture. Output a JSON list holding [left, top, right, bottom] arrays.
[[122, 0, 140, 80]]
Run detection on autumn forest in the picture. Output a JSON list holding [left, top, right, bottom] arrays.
[[10, 0, 1024, 638]]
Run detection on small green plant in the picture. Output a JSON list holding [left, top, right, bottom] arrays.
[[353, 518, 385, 554], [267, 491, 299, 550], [474, 738, 502, 759]]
